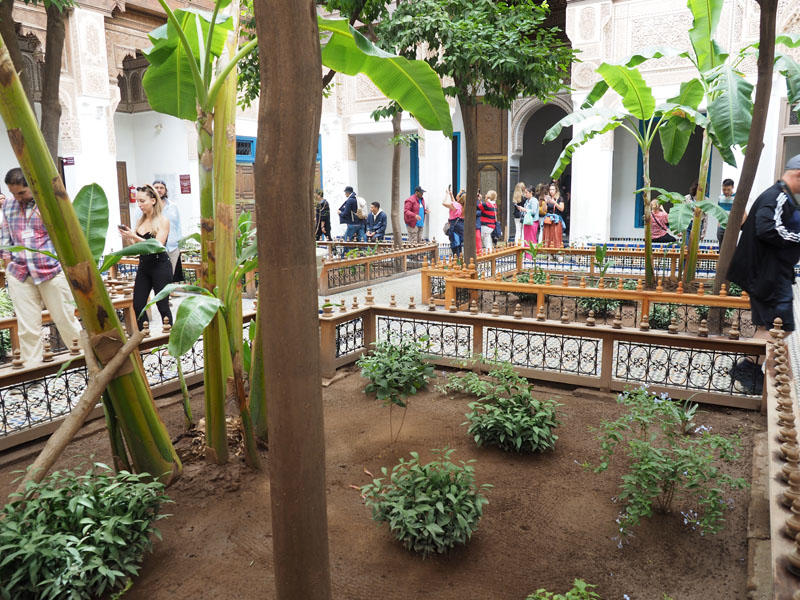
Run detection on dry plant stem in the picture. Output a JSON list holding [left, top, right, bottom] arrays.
[[176, 359, 193, 427], [14, 330, 146, 496]]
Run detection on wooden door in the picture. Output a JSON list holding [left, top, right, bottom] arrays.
[[235, 163, 255, 217]]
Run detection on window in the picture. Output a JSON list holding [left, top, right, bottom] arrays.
[[236, 137, 256, 164], [776, 102, 800, 180]]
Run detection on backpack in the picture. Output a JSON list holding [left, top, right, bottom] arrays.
[[355, 196, 367, 220]]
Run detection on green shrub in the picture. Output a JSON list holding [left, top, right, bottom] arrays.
[[648, 303, 678, 329], [526, 579, 601, 600], [443, 363, 560, 453], [0, 463, 170, 600], [361, 448, 491, 558], [577, 278, 636, 318], [357, 338, 434, 408], [590, 387, 747, 542]]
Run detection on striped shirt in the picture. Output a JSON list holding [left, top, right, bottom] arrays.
[[479, 201, 497, 227], [0, 198, 61, 284]]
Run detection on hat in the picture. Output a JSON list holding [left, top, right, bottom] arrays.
[[414, 185, 426, 194], [786, 154, 800, 171], [344, 186, 354, 193]]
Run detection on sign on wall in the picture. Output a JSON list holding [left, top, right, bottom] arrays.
[[179, 174, 191, 194]]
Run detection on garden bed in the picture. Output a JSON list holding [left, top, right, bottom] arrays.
[[0, 370, 764, 599]]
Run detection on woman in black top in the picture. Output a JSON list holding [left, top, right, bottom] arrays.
[[314, 189, 331, 240], [119, 184, 173, 331]]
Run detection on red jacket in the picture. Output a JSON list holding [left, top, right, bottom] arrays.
[[404, 194, 425, 227]]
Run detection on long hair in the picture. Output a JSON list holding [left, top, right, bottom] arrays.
[[512, 181, 526, 207], [485, 190, 497, 203], [135, 184, 164, 235]]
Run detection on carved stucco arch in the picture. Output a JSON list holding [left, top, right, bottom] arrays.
[[510, 94, 572, 160]]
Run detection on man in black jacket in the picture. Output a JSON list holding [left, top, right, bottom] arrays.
[[728, 154, 800, 332], [366, 201, 387, 241]]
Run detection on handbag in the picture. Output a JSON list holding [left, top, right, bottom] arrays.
[[543, 215, 554, 225], [443, 221, 451, 235], [523, 209, 535, 226]]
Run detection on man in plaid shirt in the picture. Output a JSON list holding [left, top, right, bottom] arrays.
[[0, 168, 81, 364]]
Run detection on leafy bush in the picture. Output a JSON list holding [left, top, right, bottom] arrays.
[[0, 463, 170, 600], [357, 338, 434, 408], [509, 269, 546, 302], [590, 387, 747, 542], [648, 303, 678, 329], [361, 448, 491, 558], [444, 363, 560, 453], [577, 278, 637, 317], [526, 579, 601, 600]]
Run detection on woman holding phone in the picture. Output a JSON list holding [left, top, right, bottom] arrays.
[[119, 184, 172, 330]]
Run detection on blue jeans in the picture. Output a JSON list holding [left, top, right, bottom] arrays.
[[345, 223, 361, 241]]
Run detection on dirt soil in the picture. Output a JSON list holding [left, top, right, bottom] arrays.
[[0, 370, 764, 600]]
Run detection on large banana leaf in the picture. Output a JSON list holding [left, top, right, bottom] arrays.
[[687, 0, 725, 73], [550, 119, 623, 179], [668, 78, 705, 110], [776, 33, 800, 48], [657, 100, 705, 165], [543, 106, 621, 142], [596, 63, 655, 120], [580, 47, 685, 109], [143, 9, 233, 120], [668, 202, 695, 232], [776, 53, 800, 118], [318, 17, 452, 137], [697, 199, 728, 227], [167, 294, 223, 357], [707, 65, 753, 151], [99, 239, 166, 273], [73, 183, 109, 262]]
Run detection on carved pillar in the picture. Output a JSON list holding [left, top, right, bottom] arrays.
[[475, 102, 508, 235]]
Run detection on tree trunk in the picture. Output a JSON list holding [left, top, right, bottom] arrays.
[[714, 0, 778, 293], [684, 129, 713, 284], [40, 2, 65, 162], [390, 110, 402, 248], [198, 109, 229, 465], [254, 1, 332, 599], [0, 33, 181, 482], [642, 150, 655, 287], [0, 0, 31, 105], [460, 91, 478, 263]]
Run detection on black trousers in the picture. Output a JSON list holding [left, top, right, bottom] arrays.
[[134, 252, 174, 330]]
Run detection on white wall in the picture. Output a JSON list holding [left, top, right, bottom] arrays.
[[114, 111, 200, 249], [610, 128, 639, 239]]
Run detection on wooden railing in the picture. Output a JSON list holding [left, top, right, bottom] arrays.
[[763, 325, 800, 598], [318, 242, 438, 295], [318, 298, 766, 410]]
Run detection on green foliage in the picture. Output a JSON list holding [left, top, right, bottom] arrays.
[[447, 363, 560, 453], [577, 279, 636, 318], [591, 387, 747, 541], [360, 448, 491, 557], [100, 239, 166, 274], [357, 338, 434, 408], [649, 303, 678, 330], [0, 463, 170, 600], [72, 183, 109, 262], [376, 0, 575, 109], [526, 579, 601, 600]]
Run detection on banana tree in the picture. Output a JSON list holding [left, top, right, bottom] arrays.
[[142, 0, 452, 464], [0, 36, 182, 481], [545, 58, 704, 287], [578, 0, 800, 285]]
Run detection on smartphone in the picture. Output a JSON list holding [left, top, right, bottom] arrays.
[[117, 224, 129, 231]]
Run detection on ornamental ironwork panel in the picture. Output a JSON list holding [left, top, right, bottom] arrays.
[[495, 254, 517, 274], [430, 276, 446, 299], [484, 327, 602, 376], [0, 336, 206, 437], [376, 316, 472, 359], [335, 318, 364, 358], [370, 256, 403, 279], [327, 263, 367, 290], [613, 341, 763, 396], [648, 303, 755, 338]]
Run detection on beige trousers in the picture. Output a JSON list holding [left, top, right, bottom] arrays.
[[407, 225, 423, 244], [7, 271, 82, 365]]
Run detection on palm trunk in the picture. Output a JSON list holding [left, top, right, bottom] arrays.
[[390, 110, 402, 248], [684, 130, 713, 284], [255, 1, 331, 598], [213, 8, 259, 468], [0, 35, 181, 482], [460, 91, 478, 262], [40, 2, 65, 161], [714, 0, 777, 294], [642, 150, 655, 287], [198, 110, 229, 465]]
